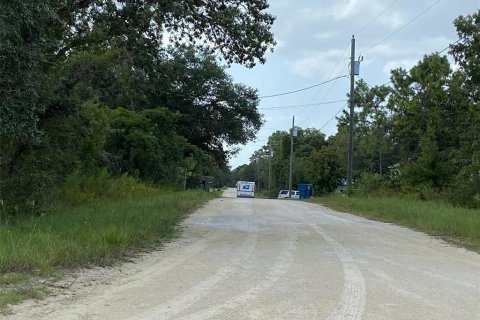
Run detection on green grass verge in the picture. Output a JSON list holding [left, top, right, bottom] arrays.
[[0, 272, 50, 314], [0, 174, 217, 310], [313, 196, 480, 252]]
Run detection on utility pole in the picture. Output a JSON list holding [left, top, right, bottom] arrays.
[[257, 158, 260, 194], [347, 35, 356, 194], [268, 149, 273, 198], [288, 116, 295, 198]]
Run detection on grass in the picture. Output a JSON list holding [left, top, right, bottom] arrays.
[[313, 195, 480, 251], [0, 272, 50, 314], [0, 172, 217, 310]]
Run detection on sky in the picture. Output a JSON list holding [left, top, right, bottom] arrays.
[[226, 0, 480, 169]]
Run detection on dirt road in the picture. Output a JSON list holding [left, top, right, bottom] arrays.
[[5, 188, 480, 319]]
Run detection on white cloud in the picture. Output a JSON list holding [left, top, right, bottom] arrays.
[[382, 59, 419, 75], [314, 31, 337, 40], [329, 0, 400, 22], [361, 36, 455, 62], [289, 49, 349, 78], [227, 0, 480, 168], [332, 0, 362, 20], [293, 0, 370, 22], [274, 38, 287, 51], [378, 12, 406, 29]]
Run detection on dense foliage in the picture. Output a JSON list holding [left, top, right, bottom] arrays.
[[331, 19, 480, 207], [230, 128, 344, 198], [0, 0, 275, 214], [237, 11, 480, 207]]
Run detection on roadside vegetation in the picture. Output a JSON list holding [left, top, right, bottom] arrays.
[[1, 0, 275, 217], [1, 0, 275, 312], [234, 11, 480, 209], [0, 173, 216, 311], [2, 0, 480, 311], [230, 10, 480, 254], [315, 195, 480, 252]]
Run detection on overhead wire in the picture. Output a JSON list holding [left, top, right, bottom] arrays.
[[298, 0, 400, 129], [240, 0, 447, 155], [360, 0, 442, 54], [304, 42, 351, 104], [364, 37, 463, 89], [319, 102, 349, 131], [357, 0, 463, 90], [258, 99, 348, 110], [437, 38, 461, 54], [253, 0, 412, 134], [296, 43, 351, 123], [355, 0, 401, 35], [258, 75, 348, 99]]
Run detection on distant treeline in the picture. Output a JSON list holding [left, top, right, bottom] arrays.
[[232, 11, 480, 208]]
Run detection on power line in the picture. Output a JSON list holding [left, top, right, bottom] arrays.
[[437, 38, 461, 54], [297, 0, 400, 126], [259, 99, 347, 110], [258, 75, 348, 99], [361, 0, 442, 54], [356, 0, 400, 35], [298, 43, 351, 124], [243, 102, 347, 153], [304, 42, 351, 105], [363, 37, 462, 89], [319, 102, 349, 131]]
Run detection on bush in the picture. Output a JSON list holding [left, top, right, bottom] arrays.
[[448, 163, 480, 208], [353, 172, 397, 197], [0, 104, 109, 217], [55, 169, 157, 206]]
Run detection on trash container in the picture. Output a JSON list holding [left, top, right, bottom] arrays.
[[297, 183, 313, 199]]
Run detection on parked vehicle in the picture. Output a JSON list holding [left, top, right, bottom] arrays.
[[236, 181, 255, 198], [277, 190, 299, 199]]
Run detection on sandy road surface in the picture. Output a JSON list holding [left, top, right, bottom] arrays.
[[4, 188, 480, 319]]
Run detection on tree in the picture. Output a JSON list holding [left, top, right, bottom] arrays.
[[1, 0, 275, 165], [105, 107, 216, 183], [306, 146, 344, 195], [244, 128, 337, 195], [152, 47, 263, 164], [448, 11, 480, 206], [0, 0, 65, 142], [353, 80, 393, 176], [450, 10, 480, 101], [0, 103, 109, 209], [57, 0, 276, 68]]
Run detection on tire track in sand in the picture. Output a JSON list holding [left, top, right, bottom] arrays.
[[311, 224, 365, 320], [171, 227, 298, 320], [131, 231, 258, 320]]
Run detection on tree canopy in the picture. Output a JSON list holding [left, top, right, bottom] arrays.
[[0, 0, 275, 213], [237, 10, 480, 207]]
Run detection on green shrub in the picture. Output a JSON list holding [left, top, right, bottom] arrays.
[[55, 169, 156, 206], [353, 172, 397, 197], [448, 162, 480, 208]]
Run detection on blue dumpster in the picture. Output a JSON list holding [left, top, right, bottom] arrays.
[[297, 183, 313, 199]]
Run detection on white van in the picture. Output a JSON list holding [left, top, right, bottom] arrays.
[[236, 181, 255, 198], [277, 190, 299, 199]]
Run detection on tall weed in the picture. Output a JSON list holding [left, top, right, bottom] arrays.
[[0, 175, 215, 274], [317, 196, 480, 250]]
